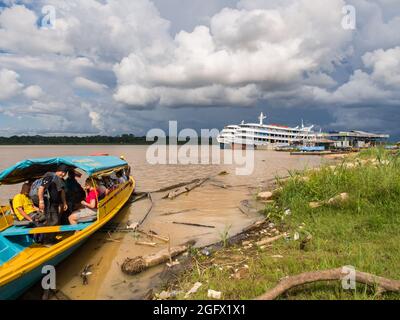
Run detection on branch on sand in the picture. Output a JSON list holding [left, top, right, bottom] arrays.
[[257, 267, 400, 300], [255, 232, 287, 246]]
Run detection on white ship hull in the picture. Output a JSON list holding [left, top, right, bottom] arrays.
[[217, 112, 316, 150]]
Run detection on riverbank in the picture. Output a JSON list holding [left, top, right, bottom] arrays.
[[157, 148, 400, 300], [3, 146, 320, 299]]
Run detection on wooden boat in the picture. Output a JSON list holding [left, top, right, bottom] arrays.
[[0, 156, 135, 299]]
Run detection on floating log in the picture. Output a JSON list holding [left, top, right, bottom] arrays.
[[121, 245, 189, 275], [211, 183, 229, 189], [152, 178, 203, 193], [163, 178, 209, 200], [135, 241, 157, 247], [257, 267, 400, 300], [160, 208, 197, 216], [137, 229, 169, 243], [218, 171, 229, 176], [129, 192, 148, 203], [173, 221, 215, 229]]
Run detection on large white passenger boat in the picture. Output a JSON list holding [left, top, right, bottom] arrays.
[[217, 112, 317, 149]]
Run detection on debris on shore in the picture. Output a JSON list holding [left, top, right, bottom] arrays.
[[80, 264, 93, 285], [121, 244, 191, 275], [309, 192, 349, 208]]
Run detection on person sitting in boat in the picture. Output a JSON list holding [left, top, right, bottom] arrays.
[[109, 172, 119, 185], [12, 183, 42, 223], [115, 170, 127, 184], [94, 177, 109, 200], [102, 175, 116, 191], [63, 169, 85, 223], [68, 178, 99, 225]]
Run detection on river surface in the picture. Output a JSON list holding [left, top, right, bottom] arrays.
[[0, 145, 323, 299]]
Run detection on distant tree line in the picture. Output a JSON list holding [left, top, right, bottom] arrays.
[[0, 134, 215, 145]]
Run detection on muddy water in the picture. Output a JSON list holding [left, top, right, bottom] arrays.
[[0, 145, 323, 299]]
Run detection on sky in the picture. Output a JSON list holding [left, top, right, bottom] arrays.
[[0, 0, 399, 140]]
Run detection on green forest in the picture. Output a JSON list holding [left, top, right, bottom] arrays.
[[0, 134, 214, 145]]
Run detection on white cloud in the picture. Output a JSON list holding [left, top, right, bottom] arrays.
[[114, 0, 353, 107], [0, 0, 400, 136], [0, 5, 72, 55], [0, 68, 23, 100], [23, 85, 44, 99], [73, 77, 108, 93], [362, 46, 400, 87], [314, 46, 400, 105]]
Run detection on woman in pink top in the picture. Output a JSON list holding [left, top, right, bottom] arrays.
[[68, 178, 99, 225]]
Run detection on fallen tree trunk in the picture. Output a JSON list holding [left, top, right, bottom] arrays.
[[163, 178, 209, 199], [257, 267, 400, 300], [121, 245, 189, 275], [152, 178, 203, 193]]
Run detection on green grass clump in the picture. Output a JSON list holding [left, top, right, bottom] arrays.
[[172, 149, 400, 300]]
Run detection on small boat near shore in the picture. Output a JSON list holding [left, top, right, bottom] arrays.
[[0, 155, 135, 299]]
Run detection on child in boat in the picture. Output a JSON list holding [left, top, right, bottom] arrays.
[[12, 183, 41, 223], [68, 178, 99, 225]]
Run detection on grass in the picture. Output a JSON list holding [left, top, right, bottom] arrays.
[[218, 224, 232, 248], [166, 148, 400, 300]]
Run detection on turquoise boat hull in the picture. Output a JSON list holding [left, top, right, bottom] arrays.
[[0, 241, 84, 300]]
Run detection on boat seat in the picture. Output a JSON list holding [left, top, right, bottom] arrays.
[[0, 222, 92, 237], [77, 216, 97, 223]]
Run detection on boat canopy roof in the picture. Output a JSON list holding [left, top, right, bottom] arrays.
[[0, 156, 128, 185]]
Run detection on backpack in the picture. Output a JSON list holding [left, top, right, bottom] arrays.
[[29, 178, 43, 199], [29, 173, 56, 199]]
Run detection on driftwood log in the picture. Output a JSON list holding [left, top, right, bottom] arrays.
[[172, 221, 215, 229], [121, 245, 188, 275], [162, 178, 209, 199], [152, 178, 203, 193], [138, 229, 170, 242], [257, 267, 400, 300]]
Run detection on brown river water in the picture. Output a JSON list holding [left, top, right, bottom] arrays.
[[0, 145, 323, 299]]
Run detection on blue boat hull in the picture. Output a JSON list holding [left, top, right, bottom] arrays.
[[0, 241, 84, 300]]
